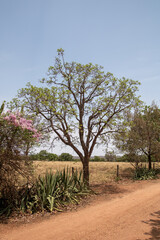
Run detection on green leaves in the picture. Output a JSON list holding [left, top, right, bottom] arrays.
[[57, 48, 64, 55], [115, 103, 160, 168], [24, 169, 88, 214]]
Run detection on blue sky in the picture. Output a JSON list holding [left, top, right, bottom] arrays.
[[0, 0, 160, 155]]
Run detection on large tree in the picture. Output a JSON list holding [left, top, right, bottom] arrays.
[[115, 103, 160, 169], [17, 49, 140, 184]]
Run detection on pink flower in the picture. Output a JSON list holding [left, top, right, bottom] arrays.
[[27, 120, 33, 124], [14, 119, 19, 126], [2, 111, 41, 140], [4, 116, 10, 121], [10, 114, 16, 120]]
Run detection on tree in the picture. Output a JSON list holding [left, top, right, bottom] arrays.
[[48, 153, 58, 161], [115, 104, 160, 169], [105, 150, 117, 162], [59, 153, 73, 161], [0, 102, 41, 201], [36, 150, 59, 161], [91, 156, 105, 162], [38, 150, 49, 160], [7, 99, 49, 157], [17, 49, 140, 184]]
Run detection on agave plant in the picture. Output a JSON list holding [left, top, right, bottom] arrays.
[[0, 168, 90, 217], [34, 168, 89, 212]]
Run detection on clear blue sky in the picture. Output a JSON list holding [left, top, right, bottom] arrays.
[[0, 0, 160, 155]]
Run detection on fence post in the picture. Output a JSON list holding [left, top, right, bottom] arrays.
[[117, 165, 119, 178], [153, 163, 155, 169], [72, 167, 75, 176]]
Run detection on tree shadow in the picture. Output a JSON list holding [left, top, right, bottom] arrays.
[[90, 183, 128, 195], [137, 211, 160, 240], [0, 215, 9, 224], [120, 167, 134, 178]]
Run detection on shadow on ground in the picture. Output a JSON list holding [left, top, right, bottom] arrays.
[[90, 182, 128, 195], [121, 167, 134, 178], [0, 216, 9, 224], [137, 211, 160, 240]]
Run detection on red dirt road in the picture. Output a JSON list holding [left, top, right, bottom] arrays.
[[1, 180, 160, 240]]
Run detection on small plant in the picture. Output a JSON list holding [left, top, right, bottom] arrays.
[[115, 176, 120, 182]]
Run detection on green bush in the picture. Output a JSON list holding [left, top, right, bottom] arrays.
[[38, 150, 49, 160], [133, 167, 158, 180], [29, 153, 39, 160], [105, 151, 117, 162], [59, 153, 73, 161], [90, 156, 105, 162], [30, 151, 78, 162], [116, 155, 129, 162], [48, 153, 59, 161], [29, 151, 59, 161]]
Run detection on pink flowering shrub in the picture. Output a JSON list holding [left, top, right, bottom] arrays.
[[0, 108, 41, 202], [0, 102, 42, 216], [3, 111, 41, 141]]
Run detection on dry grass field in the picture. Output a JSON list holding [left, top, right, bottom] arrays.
[[33, 161, 160, 184], [33, 161, 137, 184]]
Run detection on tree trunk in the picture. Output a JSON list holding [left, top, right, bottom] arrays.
[[83, 159, 89, 186], [148, 154, 152, 170], [25, 143, 30, 156]]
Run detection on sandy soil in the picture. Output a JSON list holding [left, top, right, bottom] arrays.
[[1, 179, 160, 240]]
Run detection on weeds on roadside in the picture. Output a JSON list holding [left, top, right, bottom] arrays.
[[133, 167, 159, 180]]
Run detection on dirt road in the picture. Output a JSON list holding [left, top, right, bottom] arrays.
[[1, 180, 160, 240]]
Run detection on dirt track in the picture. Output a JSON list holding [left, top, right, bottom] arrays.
[[1, 180, 160, 240]]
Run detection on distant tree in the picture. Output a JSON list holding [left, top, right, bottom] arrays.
[[105, 150, 117, 162], [38, 150, 49, 160], [90, 156, 105, 162], [29, 153, 39, 160], [30, 151, 59, 161], [59, 153, 73, 161], [48, 153, 59, 161], [17, 49, 140, 184], [115, 104, 160, 169]]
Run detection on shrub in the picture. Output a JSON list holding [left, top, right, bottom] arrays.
[[133, 167, 158, 180], [48, 153, 59, 161], [105, 151, 117, 162], [0, 105, 41, 216], [29, 153, 39, 160], [90, 156, 105, 162], [59, 153, 73, 161], [38, 150, 49, 160]]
